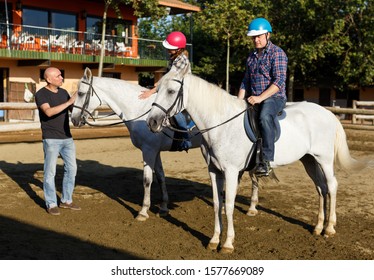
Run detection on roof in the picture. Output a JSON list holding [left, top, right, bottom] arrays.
[[158, 0, 201, 14]]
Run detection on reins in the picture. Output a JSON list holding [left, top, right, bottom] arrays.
[[74, 77, 151, 127], [152, 77, 249, 137]]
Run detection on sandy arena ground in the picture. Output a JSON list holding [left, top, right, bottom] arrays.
[[0, 127, 373, 260]]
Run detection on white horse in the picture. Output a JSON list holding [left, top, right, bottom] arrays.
[[70, 68, 202, 221], [146, 71, 370, 253]]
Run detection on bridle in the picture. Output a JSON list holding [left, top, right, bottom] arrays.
[[73, 77, 151, 127], [151, 78, 185, 122], [151, 77, 249, 135], [73, 76, 104, 126]]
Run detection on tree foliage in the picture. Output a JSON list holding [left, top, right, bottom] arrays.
[[136, 0, 373, 96]]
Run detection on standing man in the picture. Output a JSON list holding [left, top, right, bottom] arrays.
[[238, 18, 288, 176], [35, 67, 80, 215]]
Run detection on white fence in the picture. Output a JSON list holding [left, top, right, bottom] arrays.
[[352, 100, 374, 124], [0, 102, 116, 132], [1, 101, 374, 132]]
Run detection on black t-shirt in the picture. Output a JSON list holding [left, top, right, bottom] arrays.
[[35, 87, 72, 139]]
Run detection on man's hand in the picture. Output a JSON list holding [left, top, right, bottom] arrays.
[[69, 92, 77, 105], [247, 95, 263, 105]]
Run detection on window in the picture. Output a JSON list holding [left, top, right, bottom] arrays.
[[86, 16, 102, 40], [51, 12, 76, 31], [22, 8, 77, 31], [102, 72, 121, 79], [22, 8, 48, 27], [86, 16, 132, 40]]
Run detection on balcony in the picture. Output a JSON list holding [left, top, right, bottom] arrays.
[[0, 23, 190, 68]]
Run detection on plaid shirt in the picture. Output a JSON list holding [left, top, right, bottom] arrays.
[[240, 41, 288, 100], [167, 53, 191, 74]]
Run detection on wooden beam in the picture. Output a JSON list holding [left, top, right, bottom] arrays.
[[17, 59, 50, 66]]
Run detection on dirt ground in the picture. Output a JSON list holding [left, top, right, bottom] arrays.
[[0, 126, 373, 260]]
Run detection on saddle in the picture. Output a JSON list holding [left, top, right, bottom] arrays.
[[243, 104, 286, 171]]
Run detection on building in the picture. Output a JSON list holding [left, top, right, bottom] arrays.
[[0, 0, 200, 121]]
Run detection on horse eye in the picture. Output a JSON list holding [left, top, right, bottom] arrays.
[[167, 89, 175, 95], [78, 91, 85, 96]]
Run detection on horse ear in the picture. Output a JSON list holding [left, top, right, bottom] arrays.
[[83, 67, 92, 81]]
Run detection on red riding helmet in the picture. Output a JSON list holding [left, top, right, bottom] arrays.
[[162, 31, 187, 50]]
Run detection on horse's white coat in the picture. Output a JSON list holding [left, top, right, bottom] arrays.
[[147, 72, 370, 253], [70, 68, 202, 220]]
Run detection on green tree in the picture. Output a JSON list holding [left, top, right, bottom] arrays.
[[196, 0, 253, 91], [335, 0, 373, 89], [272, 0, 373, 100]]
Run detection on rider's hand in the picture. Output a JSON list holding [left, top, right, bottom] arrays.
[[139, 87, 157, 99], [139, 90, 152, 99]]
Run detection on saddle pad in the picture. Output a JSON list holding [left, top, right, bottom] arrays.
[[244, 110, 286, 143]]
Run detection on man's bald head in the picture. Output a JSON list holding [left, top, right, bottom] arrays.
[[44, 67, 63, 88], [44, 67, 60, 81]]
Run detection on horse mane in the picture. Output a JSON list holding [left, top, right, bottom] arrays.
[[184, 73, 247, 121], [92, 76, 147, 93]]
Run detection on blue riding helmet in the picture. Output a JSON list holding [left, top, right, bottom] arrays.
[[247, 18, 272, 36]]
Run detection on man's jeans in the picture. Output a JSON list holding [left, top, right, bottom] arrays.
[[42, 138, 77, 208], [259, 96, 286, 161]]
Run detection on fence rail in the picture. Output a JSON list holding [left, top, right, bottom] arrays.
[[0, 102, 114, 132], [0, 102, 109, 110], [1, 102, 374, 132]]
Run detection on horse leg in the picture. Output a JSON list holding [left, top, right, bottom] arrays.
[[136, 152, 156, 221], [221, 168, 239, 254], [320, 163, 338, 237], [153, 152, 169, 217], [247, 172, 259, 216], [207, 167, 224, 251], [300, 155, 331, 235]]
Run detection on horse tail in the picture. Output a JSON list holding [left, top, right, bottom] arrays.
[[334, 118, 369, 171]]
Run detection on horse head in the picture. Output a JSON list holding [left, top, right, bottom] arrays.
[[147, 71, 186, 133], [71, 67, 102, 127]]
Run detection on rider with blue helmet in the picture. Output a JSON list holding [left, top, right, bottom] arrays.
[[238, 18, 288, 176]]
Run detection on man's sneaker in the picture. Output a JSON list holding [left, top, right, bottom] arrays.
[[47, 206, 60, 216], [59, 202, 81, 210], [254, 161, 272, 177]]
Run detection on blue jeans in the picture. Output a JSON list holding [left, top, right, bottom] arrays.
[[259, 96, 286, 161], [42, 138, 77, 208]]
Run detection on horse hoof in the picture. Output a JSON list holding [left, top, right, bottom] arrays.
[[207, 242, 219, 251], [157, 210, 169, 217], [246, 209, 258, 216], [313, 227, 323, 235], [135, 214, 149, 222], [221, 246, 234, 254], [324, 230, 336, 238]]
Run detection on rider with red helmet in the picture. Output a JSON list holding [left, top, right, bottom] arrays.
[[139, 31, 191, 99], [139, 31, 193, 151]]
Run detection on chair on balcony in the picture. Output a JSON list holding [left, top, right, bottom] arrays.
[[54, 34, 68, 52], [40, 37, 50, 51], [0, 33, 7, 48], [104, 40, 114, 56], [22, 35, 36, 50], [48, 35, 58, 51], [73, 40, 85, 54], [90, 39, 101, 55], [11, 33, 24, 49], [115, 42, 132, 57]]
